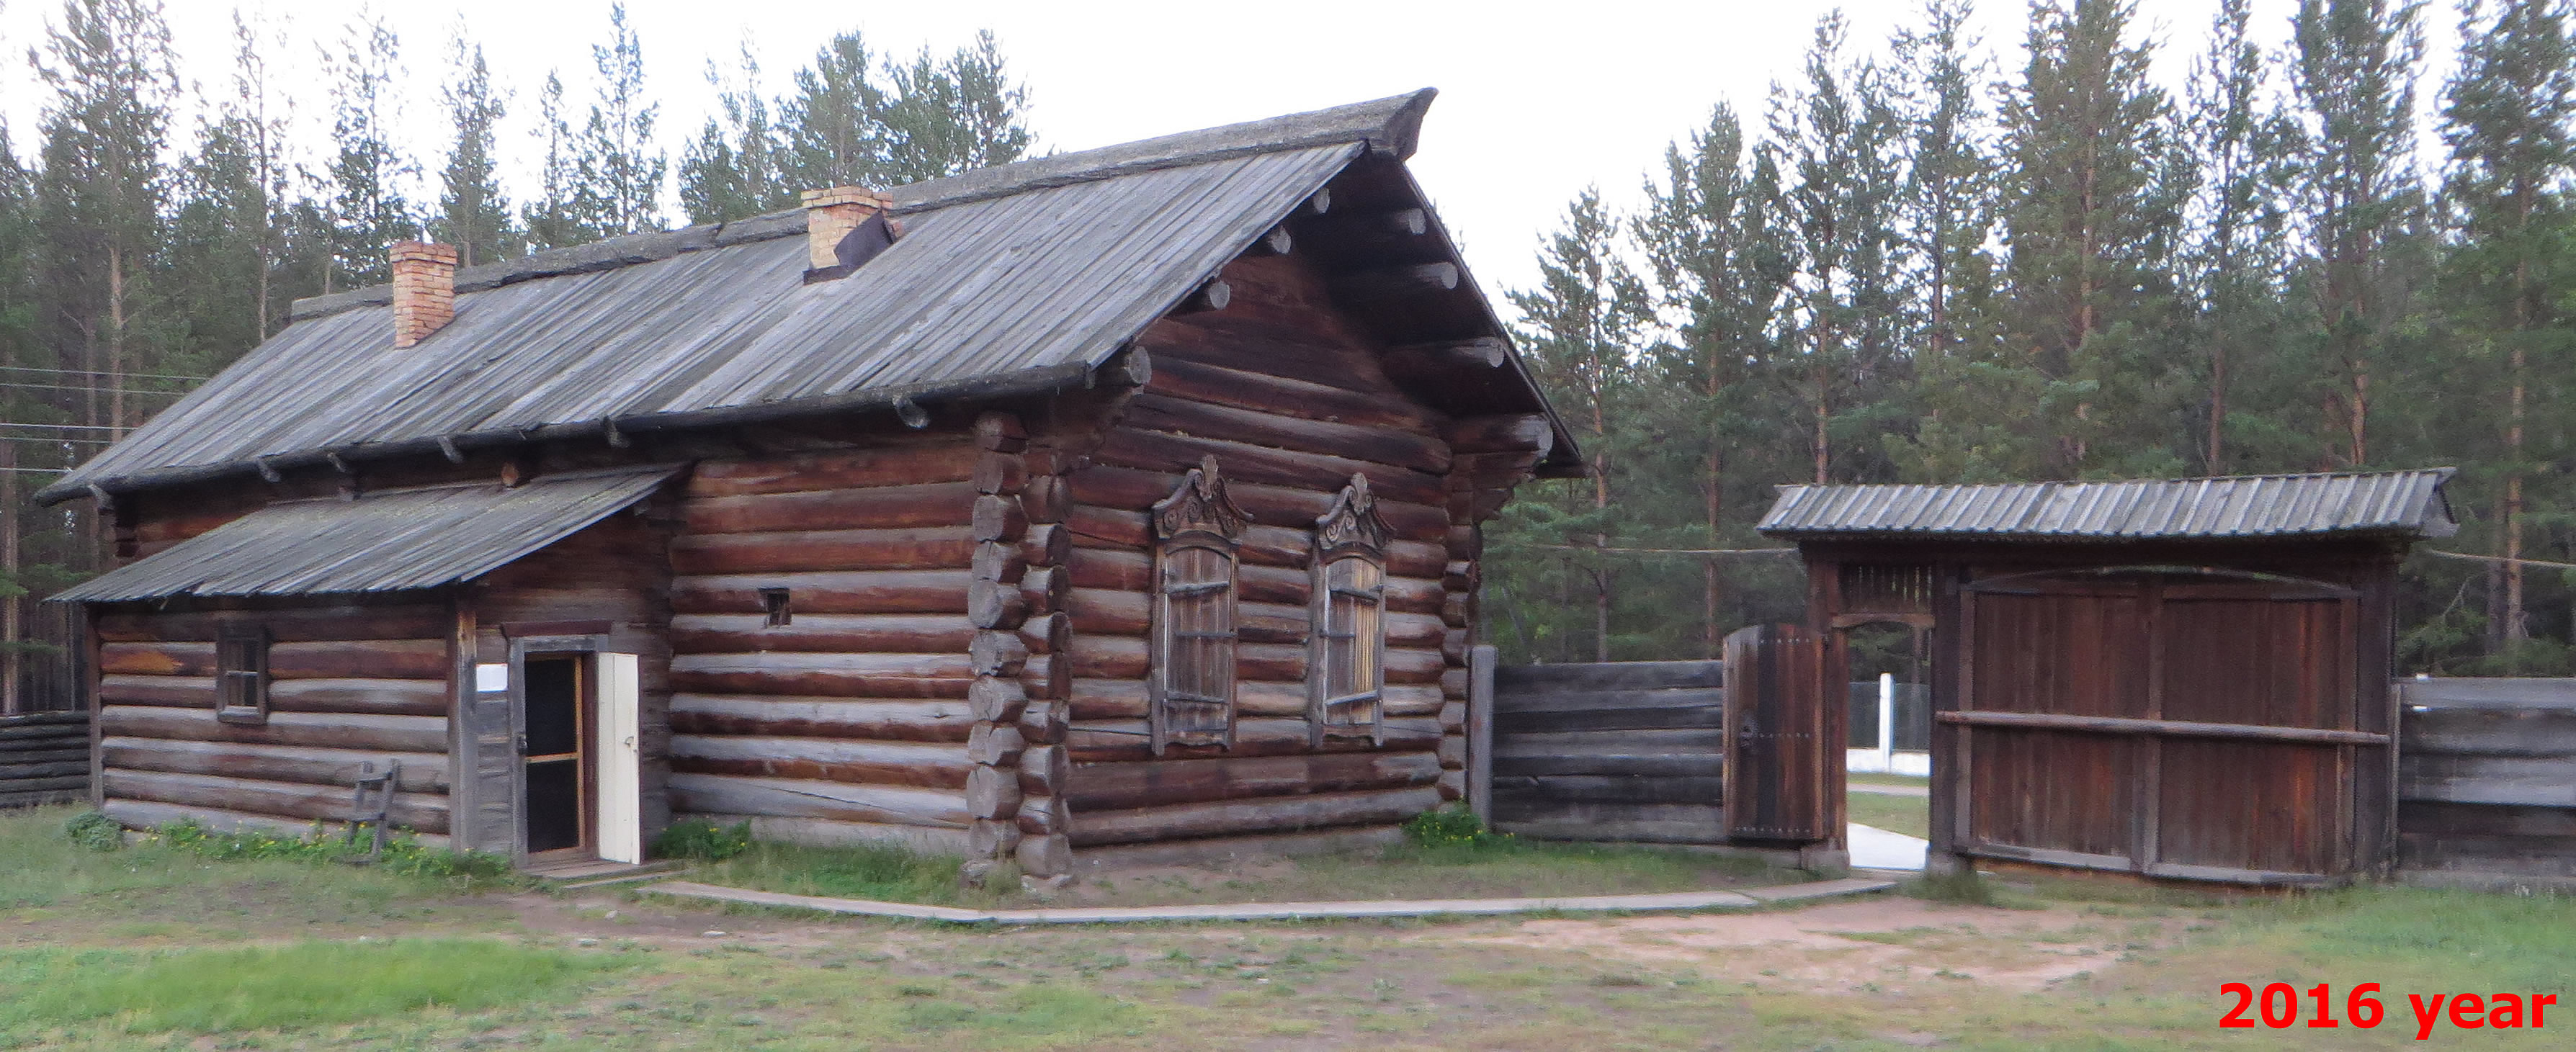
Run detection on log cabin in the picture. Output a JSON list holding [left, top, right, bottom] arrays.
[[40, 90, 1583, 877]]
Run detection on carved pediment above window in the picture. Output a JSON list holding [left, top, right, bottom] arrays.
[[1314, 474, 1391, 559], [1152, 455, 1248, 546]]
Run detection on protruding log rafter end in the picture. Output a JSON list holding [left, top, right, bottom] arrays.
[[1385, 337, 1508, 377], [1310, 207, 1428, 248], [972, 410, 1028, 454], [1244, 225, 1294, 257], [1172, 279, 1230, 316], [1446, 413, 1555, 458], [1099, 346, 1152, 388], [893, 397, 931, 429], [1329, 261, 1458, 305]]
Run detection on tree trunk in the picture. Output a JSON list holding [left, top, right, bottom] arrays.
[[1, 441, 18, 716], [1704, 347, 1726, 660]]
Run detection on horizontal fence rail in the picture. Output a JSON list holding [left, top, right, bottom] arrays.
[[0, 710, 91, 808], [2396, 678, 2576, 889]]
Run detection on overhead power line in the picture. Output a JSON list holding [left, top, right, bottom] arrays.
[[2419, 549, 2576, 572], [0, 382, 190, 397], [0, 365, 211, 382]]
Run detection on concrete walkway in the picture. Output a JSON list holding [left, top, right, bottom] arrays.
[[1850, 782, 1930, 798], [1848, 823, 1930, 871], [642, 876, 1897, 925]]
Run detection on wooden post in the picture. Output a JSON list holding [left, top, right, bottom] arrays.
[[1467, 644, 1495, 825]]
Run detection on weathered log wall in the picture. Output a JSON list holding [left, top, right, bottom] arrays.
[[665, 436, 990, 857], [1487, 660, 1730, 844], [2397, 678, 2576, 891], [0, 711, 91, 808], [1052, 251, 1508, 864], [91, 598, 456, 846]]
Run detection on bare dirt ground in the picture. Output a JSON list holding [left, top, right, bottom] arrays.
[[1449, 894, 2187, 995]]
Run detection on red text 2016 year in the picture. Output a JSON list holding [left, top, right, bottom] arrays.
[[2219, 982, 2556, 1039]]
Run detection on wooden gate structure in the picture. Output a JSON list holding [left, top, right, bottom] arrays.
[[1761, 470, 2458, 886], [1466, 627, 1842, 863]]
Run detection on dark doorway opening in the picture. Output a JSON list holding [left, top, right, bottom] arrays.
[[522, 655, 587, 855]]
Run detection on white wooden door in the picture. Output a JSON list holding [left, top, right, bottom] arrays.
[[594, 652, 643, 864]]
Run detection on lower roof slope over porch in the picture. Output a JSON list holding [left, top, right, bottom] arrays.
[[55, 465, 681, 603]]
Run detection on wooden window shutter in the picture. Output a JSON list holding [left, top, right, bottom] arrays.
[[1310, 475, 1390, 745], [1150, 456, 1248, 755], [215, 622, 271, 726]]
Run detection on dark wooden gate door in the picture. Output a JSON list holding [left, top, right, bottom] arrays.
[[1723, 624, 1835, 842], [1949, 569, 2380, 884]]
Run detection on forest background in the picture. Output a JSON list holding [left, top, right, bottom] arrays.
[[0, 0, 2567, 713]]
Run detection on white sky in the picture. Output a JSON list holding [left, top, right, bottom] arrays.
[[1, 0, 2456, 297]]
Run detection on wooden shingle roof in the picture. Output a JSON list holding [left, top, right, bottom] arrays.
[[1758, 469, 2459, 541], [45, 89, 1578, 503]]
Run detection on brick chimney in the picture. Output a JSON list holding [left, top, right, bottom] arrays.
[[802, 186, 894, 276], [390, 241, 460, 349]]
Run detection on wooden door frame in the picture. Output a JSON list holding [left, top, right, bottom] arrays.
[[509, 635, 604, 862]]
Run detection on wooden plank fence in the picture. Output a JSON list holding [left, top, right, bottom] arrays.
[[1476, 655, 1729, 843], [2397, 678, 2576, 890], [0, 711, 91, 809]]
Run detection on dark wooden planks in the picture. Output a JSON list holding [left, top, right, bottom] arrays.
[[0, 712, 93, 808], [1482, 660, 1731, 842], [2395, 680, 2576, 884]]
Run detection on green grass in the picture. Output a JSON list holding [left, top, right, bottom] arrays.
[[0, 939, 635, 1037], [687, 839, 999, 907], [1846, 789, 1929, 839], [2273, 884, 2576, 994], [0, 806, 494, 936], [689, 833, 1780, 910], [10, 801, 2573, 1049]]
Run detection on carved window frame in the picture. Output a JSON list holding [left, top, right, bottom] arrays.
[[215, 622, 271, 726], [1149, 457, 1248, 755], [1310, 474, 1390, 746]]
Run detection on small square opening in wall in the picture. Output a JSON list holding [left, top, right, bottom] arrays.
[[760, 587, 792, 627]]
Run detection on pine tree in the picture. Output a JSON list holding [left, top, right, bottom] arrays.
[[521, 71, 581, 251], [168, 14, 298, 368], [432, 37, 516, 267], [1889, 0, 1993, 367], [0, 121, 32, 711], [1885, 0, 2020, 482], [1993, 0, 2185, 477], [876, 32, 1033, 184], [321, 14, 418, 289], [1765, 12, 1906, 484], [776, 29, 1034, 194], [1634, 104, 1794, 655], [780, 32, 883, 191], [568, 1, 665, 236], [680, 42, 792, 224], [2439, 0, 2576, 665], [2183, 0, 2297, 474], [32, 0, 174, 449], [1503, 189, 1649, 662], [2289, 0, 2431, 469]]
